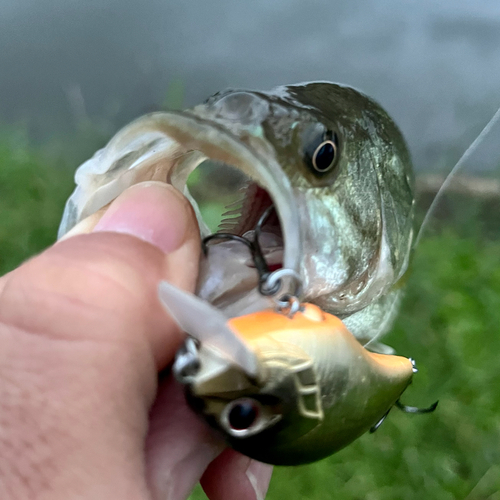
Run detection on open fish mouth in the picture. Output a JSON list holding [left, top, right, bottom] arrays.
[[58, 110, 303, 314], [58, 82, 416, 345]]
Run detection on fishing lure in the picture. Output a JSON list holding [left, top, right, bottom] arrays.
[[159, 209, 435, 465], [162, 285, 415, 465]]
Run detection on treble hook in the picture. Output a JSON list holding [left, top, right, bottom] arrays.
[[202, 206, 280, 295], [395, 400, 439, 414], [369, 398, 438, 433]]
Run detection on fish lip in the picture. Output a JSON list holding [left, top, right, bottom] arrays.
[[58, 109, 303, 298]]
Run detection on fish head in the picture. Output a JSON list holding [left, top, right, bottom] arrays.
[[58, 82, 414, 337], [57, 82, 421, 464], [192, 83, 415, 318]]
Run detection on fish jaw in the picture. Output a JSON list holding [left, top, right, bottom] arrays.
[[58, 109, 304, 306]]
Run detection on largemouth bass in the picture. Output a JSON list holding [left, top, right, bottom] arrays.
[[58, 82, 418, 463], [59, 82, 414, 344]]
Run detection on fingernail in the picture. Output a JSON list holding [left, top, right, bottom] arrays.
[[93, 182, 191, 254], [246, 460, 273, 500]]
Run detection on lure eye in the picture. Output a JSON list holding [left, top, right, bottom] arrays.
[[303, 127, 339, 176], [220, 397, 271, 437], [228, 400, 259, 430], [312, 140, 337, 173]]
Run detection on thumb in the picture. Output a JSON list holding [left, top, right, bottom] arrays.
[[0, 182, 200, 499]]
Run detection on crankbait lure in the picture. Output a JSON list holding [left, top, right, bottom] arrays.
[[161, 283, 420, 465], [159, 208, 437, 465]]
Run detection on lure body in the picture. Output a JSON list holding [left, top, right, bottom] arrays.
[[161, 282, 414, 465]]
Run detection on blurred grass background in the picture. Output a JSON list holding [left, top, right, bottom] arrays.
[[0, 125, 499, 500]]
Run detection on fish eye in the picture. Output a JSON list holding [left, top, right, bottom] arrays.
[[303, 128, 339, 176], [312, 140, 336, 173]]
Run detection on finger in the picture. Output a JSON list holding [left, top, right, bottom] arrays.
[[0, 270, 13, 296], [0, 182, 200, 499], [200, 449, 273, 500], [145, 375, 224, 500], [92, 181, 201, 297], [1, 182, 200, 368]]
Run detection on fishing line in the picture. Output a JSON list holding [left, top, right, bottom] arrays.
[[415, 104, 500, 247]]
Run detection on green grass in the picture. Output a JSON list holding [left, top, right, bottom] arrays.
[[0, 130, 74, 274], [1, 131, 499, 499]]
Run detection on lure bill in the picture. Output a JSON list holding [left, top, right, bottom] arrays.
[[58, 81, 442, 465]]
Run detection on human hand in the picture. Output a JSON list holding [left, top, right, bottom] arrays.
[[0, 182, 272, 500]]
